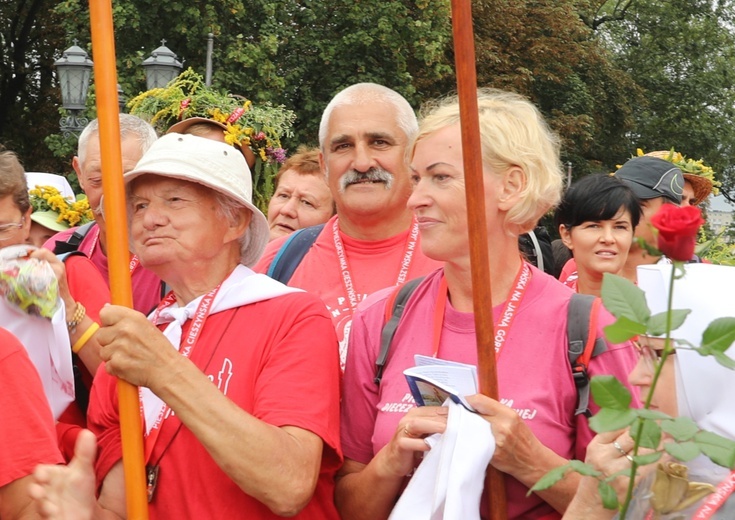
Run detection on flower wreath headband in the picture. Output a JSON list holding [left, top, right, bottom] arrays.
[[29, 186, 94, 228], [128, 68, 296, 212], [638, 148, 720, 205]]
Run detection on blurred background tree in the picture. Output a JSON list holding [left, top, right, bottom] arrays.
[[2, 0, 734, 203]]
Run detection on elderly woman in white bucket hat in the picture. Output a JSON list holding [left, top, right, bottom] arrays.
[[30, 133, 342, 520]]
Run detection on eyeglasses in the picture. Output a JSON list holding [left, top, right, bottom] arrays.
[[0, 216, 25, 241], [633, 338, 675, 372]]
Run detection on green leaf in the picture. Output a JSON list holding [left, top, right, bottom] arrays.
[[632, 451, 663, 466], [701, 317, 735, 354], [590, 375, 633, 410], [694, 431, 735, 468], [647, 309, 691, 336], [601, 273, 651, 323], [598, 480, 619, 510], [568, 459, 603, 477], [664, 441, 701, 462], [604, 316, 648, 343], [589, 408, 638, 433], [630, 418, 662, 449], [635, 408, 672, 421], [661, 417, 700, 442], [713, 351, 735, 369], [528, 463, 574, 493]]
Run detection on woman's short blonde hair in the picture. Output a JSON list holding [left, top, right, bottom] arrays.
[[415, 88, 563, 235]]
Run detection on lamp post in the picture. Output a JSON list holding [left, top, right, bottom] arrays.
[[142, 40, 183, 90], [54, 41, 93, 138]]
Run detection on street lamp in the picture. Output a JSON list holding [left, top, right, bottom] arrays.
[[142, 40, 183, 90], [54, 41, 93, 137]]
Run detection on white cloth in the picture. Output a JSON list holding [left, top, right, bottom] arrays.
[[25, 172, 76, 200], [140, 265, 301, 434], [389, 400, 495, 520], [638, 263, 735, 480], [0, 300, 74, 419]]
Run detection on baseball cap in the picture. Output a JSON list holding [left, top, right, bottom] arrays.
[[614, 156, 684, 205], [124, 133, 269, 267]]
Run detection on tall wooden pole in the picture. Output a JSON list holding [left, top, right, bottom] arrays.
[[88, 1, 149, 517], [450, 0, 507, 518]]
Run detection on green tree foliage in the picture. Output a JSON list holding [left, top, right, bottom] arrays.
[[0, 0, 69, 173], [470, 0, 641, 178], [4, 0, 735, 202], [597, 0, 735, 200]]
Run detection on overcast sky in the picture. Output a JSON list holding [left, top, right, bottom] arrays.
[[711, 195, 734, 212]]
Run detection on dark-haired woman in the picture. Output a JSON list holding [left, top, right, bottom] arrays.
[[555, 174, 641, 296]]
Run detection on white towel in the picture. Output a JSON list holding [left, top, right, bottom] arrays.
[[389, 400, 495, 520], [0, 299, 74, 419]]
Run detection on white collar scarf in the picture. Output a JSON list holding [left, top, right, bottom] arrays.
[[141, 265, 301, 434]]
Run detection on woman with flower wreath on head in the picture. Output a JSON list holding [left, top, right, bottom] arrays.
[[128, 68, 296, 212]]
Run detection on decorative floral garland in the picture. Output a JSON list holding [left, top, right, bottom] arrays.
[[128, 68, 296, 211], [29, 186, 94, 227], [635, 148, 720, 195]]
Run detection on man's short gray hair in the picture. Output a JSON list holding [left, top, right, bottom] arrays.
[[318, 83, 418, 150], [78, 114, 158, 166]]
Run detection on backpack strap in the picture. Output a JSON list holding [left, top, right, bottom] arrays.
[[375, 277, 425, 385], [52, 222, 96, 255], [266, 224, 325, 284], [567, 293, 607, 417]]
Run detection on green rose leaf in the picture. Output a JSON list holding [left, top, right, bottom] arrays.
[[601, 273, 651, 323], [661, 417, 700, 442], [590, 375, 632, 410], [694, 431, 735, 468], [604, 316, 648, 343], [589, 408, 638, 433], [529, 460, 602, 495], [647, 309, 691, 336], [664, 441, 701, 462], [701, 317, 735, 354], [598, 480, 619, 510], [713, 351, 735, 370], [569, 459, 603, 477], [630, 418, 661, 449], [635, 408, 672, 421], [632, 451, 663, 466]]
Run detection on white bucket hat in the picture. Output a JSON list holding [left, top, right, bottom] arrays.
[[124, 133, 269, 267]]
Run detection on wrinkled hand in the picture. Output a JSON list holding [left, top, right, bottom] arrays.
[[379, 406, 448, 478], [465, 394, 544, 477], [29, 248, 75, 315], [29, 430, 97, 520], [97, 304, 179, 389], [584, 429, 658, 501]]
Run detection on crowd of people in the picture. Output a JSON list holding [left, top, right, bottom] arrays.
[[0, 80, 733, 520]]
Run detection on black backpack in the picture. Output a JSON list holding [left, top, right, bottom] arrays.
[[376, 279, 606, 417]]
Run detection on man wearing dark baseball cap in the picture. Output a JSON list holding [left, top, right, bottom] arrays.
[[613, 156, 685, 281]]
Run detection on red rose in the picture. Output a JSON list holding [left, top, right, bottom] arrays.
[[650, 204, 704, 261]]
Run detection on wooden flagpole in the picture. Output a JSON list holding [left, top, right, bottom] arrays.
[[449, 0, 507, 517], [87, 1, 149, 517]]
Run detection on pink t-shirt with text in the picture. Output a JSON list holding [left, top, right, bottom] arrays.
[[342, 266, 641, 520]]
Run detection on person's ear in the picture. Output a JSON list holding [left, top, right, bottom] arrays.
[[559, 224, 574, 251], [497, 166, 525, 210], [224, 209, 252, 245]]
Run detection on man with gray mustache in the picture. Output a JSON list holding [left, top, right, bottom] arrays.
[[44, 114, 164, 314], [255, 83, 441, 369]]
